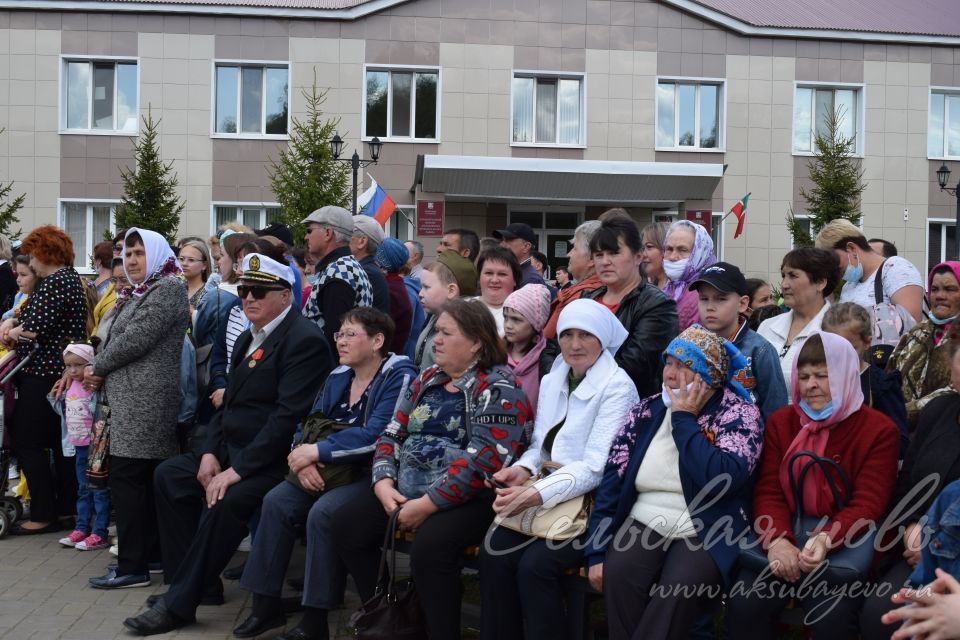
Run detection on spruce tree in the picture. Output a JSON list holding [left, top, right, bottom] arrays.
[[269, 78, 350, 246], [114, 108, 184, 243], [787, 106, 867, 246], [0, 128, 24, 239]]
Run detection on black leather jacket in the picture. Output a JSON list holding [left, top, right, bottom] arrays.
[[584, 283, 678, 398]]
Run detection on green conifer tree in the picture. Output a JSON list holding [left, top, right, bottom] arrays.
[[787, 106, 867, 246], [269, 78, 350, 246], [113, 108, 184, 243]]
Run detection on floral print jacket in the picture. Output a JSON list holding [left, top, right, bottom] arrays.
[[371, 363, 531, 510], [585, 388, 764, 586]]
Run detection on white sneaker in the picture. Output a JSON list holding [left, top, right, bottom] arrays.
[[109, 544, 119, 556], [237, 534, 252, 552]]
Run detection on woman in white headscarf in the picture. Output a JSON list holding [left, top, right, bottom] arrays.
[[85, 228, 191, 589], [479, 299, 640, 640]]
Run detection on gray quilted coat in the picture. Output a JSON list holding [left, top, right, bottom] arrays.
[[94, 277, 190, 459]]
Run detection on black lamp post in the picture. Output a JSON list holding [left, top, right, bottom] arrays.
[[329, 134, 383, 215], [937, 163, 960, 260]]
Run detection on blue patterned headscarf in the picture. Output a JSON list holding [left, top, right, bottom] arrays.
[[662, 220, 717, 302], [662, 324, 751, 400]]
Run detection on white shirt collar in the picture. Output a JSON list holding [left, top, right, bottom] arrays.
[[247, 304, 292, 355]]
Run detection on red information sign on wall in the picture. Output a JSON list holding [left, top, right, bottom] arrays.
[[416, 201, 444, 237], [686, 210, 712, 236]]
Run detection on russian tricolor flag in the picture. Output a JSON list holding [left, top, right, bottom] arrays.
[[358, 174, 397, 226]]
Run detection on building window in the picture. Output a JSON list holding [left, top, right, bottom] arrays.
[[364, 67, 439, 141], [386, 205, 414, 241], [793, 85, 862, 154], [213, 204, 282, 234], [656, 80, 723, 150], [214, 63, 289, 137], [60, 201, 116, 272], [929, 90, 960, 158], [511, 73, 584, 146], [790, 214, 814, 248], [61, 58, 138, 134], [929, 220, 957, 272]]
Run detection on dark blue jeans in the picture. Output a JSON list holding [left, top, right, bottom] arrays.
[[74, 445, 110, 538], [240, 478, 369, 608]]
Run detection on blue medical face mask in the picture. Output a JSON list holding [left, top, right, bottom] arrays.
[[799, 399, 834, 421], [926, 309, 958, 326], [843, 253, 863, 283]]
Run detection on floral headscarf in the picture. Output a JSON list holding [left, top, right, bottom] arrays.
[[662, 324, 751, 400], [116, 227, 182, 308], [926, 261, 960, 344], [662, 220, 717, 302]]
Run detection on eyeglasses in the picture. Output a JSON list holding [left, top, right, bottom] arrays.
[[238, 285, 286, 300], [334, 330, 369, 342], [178, 257, 205, 264]]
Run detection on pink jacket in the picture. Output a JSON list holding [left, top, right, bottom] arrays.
[[677, 289, 701, 332]]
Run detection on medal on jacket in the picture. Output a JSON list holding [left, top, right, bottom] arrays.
[[249, 348, 264, 368]]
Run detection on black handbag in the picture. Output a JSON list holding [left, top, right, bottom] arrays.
[[739, 451, 877, 582], [350, 509, 428, 640]]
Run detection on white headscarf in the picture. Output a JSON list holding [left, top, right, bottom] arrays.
[[119, 228, 181, 302], [556, 298, 628, 354]]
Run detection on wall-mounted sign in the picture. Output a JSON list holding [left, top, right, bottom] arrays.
[[416, 201, 444, 237], [686, 210, 712, 236]]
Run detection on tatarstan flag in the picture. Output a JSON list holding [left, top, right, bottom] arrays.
[[731, 192, 750, 239]]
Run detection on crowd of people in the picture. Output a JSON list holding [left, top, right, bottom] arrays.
[[3, 206, 960, 640]]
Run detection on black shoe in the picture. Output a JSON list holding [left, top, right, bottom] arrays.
[[276, 628, 327, 640], [9, 521, 60, 536], [233, 612, 286, 638], [286, 576, 304, 591], [222, 561, 245, 580], [122, 601, 194, 636]]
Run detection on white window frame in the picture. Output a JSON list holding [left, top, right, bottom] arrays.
[[210, 202, 282, 236], [57, 198, 118, 274], [654, 76, 726, 152], [386, 205, 415, 241], [510, 70, 587, 148], [210, 60, 291, 140], [361, 64, 442, 143], [928, 87, 960, 160], [790, 213, 814, 249], [927, 217, 956, 271], [791, 81, 866, 157], [59, 55, 140, 136]]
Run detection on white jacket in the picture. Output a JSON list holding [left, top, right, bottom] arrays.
[[514, 349, 639, 508]]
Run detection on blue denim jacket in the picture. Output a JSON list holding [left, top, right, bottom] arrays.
[[911, 478, 960, 585], [733, 322, 789, 419]]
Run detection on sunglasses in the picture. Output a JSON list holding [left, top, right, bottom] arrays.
[[238, 285, 286, 300]]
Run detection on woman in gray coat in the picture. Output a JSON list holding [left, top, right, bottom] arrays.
[[87, 228, 190, 590]]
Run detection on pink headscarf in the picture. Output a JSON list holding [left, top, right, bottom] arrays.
[[63, 343, 95, 365], [779, 331, 864, 515]]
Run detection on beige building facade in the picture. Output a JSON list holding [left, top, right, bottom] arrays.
[[0, 0, 958, 279]]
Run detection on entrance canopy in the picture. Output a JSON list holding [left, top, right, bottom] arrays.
[[415, 154, 724, 205]]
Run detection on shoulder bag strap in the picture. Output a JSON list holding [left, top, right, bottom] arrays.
[[374, 509, 400, 596], [873, 258, 888, 304], [788, 450, 853, 518]]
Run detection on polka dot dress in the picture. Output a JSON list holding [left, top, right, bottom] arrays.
[[17, 266, 89, 377]]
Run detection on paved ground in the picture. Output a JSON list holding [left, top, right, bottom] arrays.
[[0, 529, 361, 640]]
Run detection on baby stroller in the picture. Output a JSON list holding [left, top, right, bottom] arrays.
[[0, 338, 38, 538]]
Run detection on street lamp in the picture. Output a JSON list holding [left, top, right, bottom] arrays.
[[937, 163, 960, 260], [329, 134, 383, 215]]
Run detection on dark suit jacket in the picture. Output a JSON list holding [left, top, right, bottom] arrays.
[[201, 306, 332, 479]]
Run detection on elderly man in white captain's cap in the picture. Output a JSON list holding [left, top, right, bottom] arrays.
[[123, 254, 334, 636]]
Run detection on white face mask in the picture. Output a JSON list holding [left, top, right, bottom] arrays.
[[661, 381, 696, 408], [663, 258, 689, 282]]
